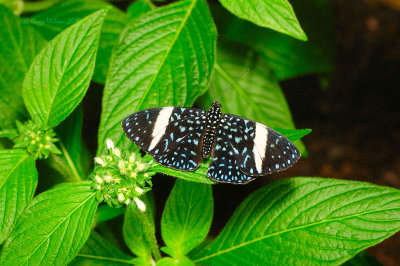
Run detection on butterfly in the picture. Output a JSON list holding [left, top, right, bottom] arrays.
[[122, 101, 300, 184]]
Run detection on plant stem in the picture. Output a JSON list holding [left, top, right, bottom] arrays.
[[59, 141, 82, 182]]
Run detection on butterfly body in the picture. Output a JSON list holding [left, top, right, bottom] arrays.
[[123, 102, 300, 184], [202, 102, 222, 158]]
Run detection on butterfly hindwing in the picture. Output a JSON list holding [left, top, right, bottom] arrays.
[[222, 114, 300, 176], [123, 107, 207, 170], [207, 133, 256, 184]]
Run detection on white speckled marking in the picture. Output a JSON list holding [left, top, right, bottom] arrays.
[[149, 107, 174, 150]]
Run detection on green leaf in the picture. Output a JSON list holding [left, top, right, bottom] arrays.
[[126, 0, 153, 21], [71, 231, 134, 265], [193, 177, 400, 265], [0, 5, 46, 129], [156, 256, 193, 266], [0, 150, 37, 244], [30, 0, 127, 84], [22, 8, 110, 128], [97, 0, 217, 154], [0, 182, 98, 265], [152, 160, 215, 185], [218, 0, 306, 41], [219, 0, 335, 80], [197, 44, 307, 154], [161, 179, 213, 258], [96, 205, 126, 223], [123, 196, 158, 262], [273, 128, 312, 143]]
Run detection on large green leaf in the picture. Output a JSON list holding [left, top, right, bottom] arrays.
[[218, 0, 306, 41], [216, 0, 335, 80], [0, 182, 98, 265], [123, 202, 157, 263], [161, 179, 213, 258], [0, 150, 37, 244], [71, 231, 134, 265], [193, 177, 400, 265], [30, 0, 127, 84], [97, 0, 217, 154], [152, 159, 215, 185], [96, 205, 126, 223], [22, 8, 109, 128], [126, 0, 153, 21], [0, 5, 46, 129], [197, 44, 307, 154]]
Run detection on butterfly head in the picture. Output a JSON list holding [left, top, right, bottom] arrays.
[[211, 101, 221, 111]]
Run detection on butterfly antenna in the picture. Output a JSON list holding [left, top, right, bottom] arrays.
[[202, 62, 217, 101], [217, 68, 250, 102]]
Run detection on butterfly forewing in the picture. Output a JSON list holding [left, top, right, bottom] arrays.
[[221, 114, 300, 176], [123, 107, 207, 170]]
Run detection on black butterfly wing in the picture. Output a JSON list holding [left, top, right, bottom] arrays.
[[123, 107, 207, 171], [207, 130, 256, 184], [222, 114, 300, 176]]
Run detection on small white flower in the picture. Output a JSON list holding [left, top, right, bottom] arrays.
[[94, 157, 106, 167], [95, 184, 101, 190], [125, 198, 131, 205], [103, 175, 113, 183], [135, 187, 144, 195], [94, 174, 103, 184], [114, 148, 121, 157], [106, 138, 114, 150], [113, 178, 121, 184], [134, 197, 146, 212], [118, 193, 125, 202]]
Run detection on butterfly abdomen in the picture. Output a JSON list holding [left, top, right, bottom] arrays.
[[201, 102, 222, 158]]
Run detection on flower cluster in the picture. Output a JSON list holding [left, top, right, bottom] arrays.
[[91, 139, 155, 211], [13, 119, 60, 159]]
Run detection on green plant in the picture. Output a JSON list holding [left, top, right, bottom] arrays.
[[0, 0, 398, 265]]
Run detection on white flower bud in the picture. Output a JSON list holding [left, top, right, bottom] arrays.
[[94, 157, 106, 167], [135, 187, 144, 195], [136, 162, 146, 172], [118, 193, 125, 202], [106, 138, 114, 150], [94, 175, 103, 184], [118, 160, 127, 174], [114, 148, 121, 157], [125, 198, 131, 205], [103, 175, 113, 183], [134, 197, 146, 212]]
